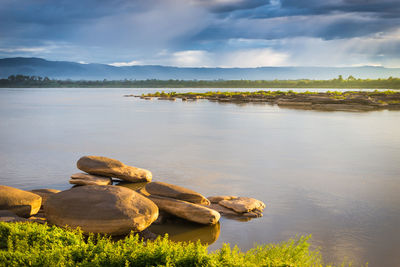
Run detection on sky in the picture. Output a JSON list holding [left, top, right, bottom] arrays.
[[0, 0, 400, 68]]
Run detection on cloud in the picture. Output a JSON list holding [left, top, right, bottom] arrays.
[[169, 50, 212, 67], [109, 60, 142, 67], [0, 0, 399, 67], [218, 48, 288, 67]]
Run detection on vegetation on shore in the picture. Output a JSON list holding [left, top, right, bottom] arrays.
[[141, 89, 399, 98], [0, 222, 347, 267], [137, 90, 400, 111], [1, 75, 400, 89]]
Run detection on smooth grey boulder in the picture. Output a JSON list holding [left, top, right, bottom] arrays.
[[147, 195, 220, 225], [77, 156, 152, 182], [70, 173, 112, 186], [45, 185, 158, 235], [0, 185, 42, 217], [219, 197, 265, 213], [146, 182, 210, 205]]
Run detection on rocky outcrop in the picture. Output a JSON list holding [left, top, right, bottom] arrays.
[[139, 91, 400, 111], [147, 195, 220, 225], [70, 173, 112, 186], [45, 185, 158, 235], [145, 182, 210, 205], [0, 185, 42, 217], [77, 156, 152, 182]]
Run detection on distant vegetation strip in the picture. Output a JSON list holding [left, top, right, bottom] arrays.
[[0, 222, 350, 267], [1, 74, 400, 88]]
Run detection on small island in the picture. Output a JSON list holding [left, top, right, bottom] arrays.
[[129, 90, 400, 111]]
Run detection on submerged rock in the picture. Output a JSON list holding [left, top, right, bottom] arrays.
[[0, 185, 42, 218], [45, 185, 159, 235], [147, 195, 220, 225], [219, 197, 265, 213], [70, 173, 112, 186], [77, 155, 152, 182], [145, 182, 210, 205]]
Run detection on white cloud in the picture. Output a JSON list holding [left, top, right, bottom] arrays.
[[219, 48, 289, 67], [0, 47, 47, 53], [109, 60, 142, 67], [170, 50, 212, 67]]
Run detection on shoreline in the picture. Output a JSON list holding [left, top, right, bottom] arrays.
[[129, 90, 400, 112]]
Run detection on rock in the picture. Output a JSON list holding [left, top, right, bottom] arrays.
[[0, 210, 27, 222], [28, 211, 47, 224], [145, 182, 210, 205], [70, 173, 112, 186], [207, 203, 263, 221], [29, 189, 60, 209], [208, 203, 240, 216], [208, 195, 237, 204], [0, 185, 42, 218], [117, 181, 148, 192], [219, 197, 265, 213], [45, 185, 158, 235], [147, 195, 220, 225], [77, 155, 152, 182]]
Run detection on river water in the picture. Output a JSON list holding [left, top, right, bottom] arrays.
[[0, 88, 399, 266]]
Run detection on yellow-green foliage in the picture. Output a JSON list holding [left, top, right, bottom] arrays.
[[0, 222, 348, 267]]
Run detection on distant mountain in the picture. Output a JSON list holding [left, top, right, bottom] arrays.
[[0, 57, 399, 80]]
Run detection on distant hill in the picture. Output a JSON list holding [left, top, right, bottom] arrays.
[[0, 57, 399, 80]]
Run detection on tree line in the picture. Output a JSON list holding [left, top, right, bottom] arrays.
[[1, 74, 399, 88]]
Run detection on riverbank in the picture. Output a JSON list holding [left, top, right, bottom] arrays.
[[132, 90, 400, 111], [1, 76, 400, 89]]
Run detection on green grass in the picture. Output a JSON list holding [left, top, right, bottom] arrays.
[[0, 222, 352, 267]]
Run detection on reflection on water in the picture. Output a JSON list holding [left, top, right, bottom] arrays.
[[149, 221, 220, 245], [0, 88, 399, 266]]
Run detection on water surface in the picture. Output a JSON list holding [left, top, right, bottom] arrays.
[[0, 88, 399, 266]]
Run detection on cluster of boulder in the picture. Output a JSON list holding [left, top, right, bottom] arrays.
[[0, 155, 265, 239]]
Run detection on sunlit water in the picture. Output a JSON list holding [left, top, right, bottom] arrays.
[[0, 88, 399, 266]]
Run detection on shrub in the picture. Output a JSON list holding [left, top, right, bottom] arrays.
[[0, 222, 356, 266]]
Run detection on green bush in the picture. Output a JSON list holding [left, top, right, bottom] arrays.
[[0, 222, 344, 266]]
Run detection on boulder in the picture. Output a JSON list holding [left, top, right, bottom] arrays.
[[207, 203, 263, 220], [29, 189, 60, 208], [208, 195, 237, 204], [219, 197, 265, 213], [147, 195, 220, 225], [45, 185, 158, 235], [146, 182, 210, 205], [70, 173, 112, 186], [77, 156, 152, 182], [0, 185, 42, 217]]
